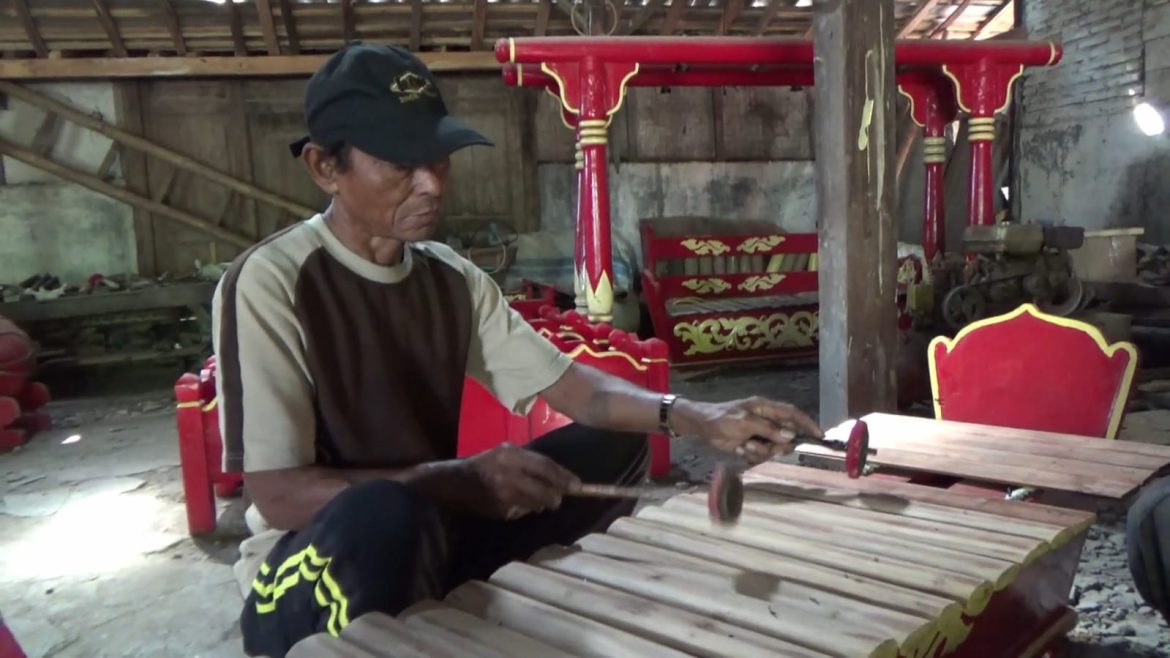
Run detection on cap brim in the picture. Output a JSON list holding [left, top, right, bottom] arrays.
[[338, 115, 493, 166]]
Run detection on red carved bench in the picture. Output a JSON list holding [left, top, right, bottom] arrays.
[[176, 301, 671, 535], [639, 218, 820, 366]]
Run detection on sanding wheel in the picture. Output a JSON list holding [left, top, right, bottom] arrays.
[[707, 462, 744, 525], [845, 419, 870, 479]]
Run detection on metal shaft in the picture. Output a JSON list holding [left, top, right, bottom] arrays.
[[568, 483, 682, 499]]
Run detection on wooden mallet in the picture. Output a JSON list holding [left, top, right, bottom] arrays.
[[796, 418, 876, 479], [567, 462, 745, 524]]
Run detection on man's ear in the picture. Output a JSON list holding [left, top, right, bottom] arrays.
[[302, 144, 342, 196]]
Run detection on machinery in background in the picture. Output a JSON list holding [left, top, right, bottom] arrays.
[[908, 224, 1088, 332]]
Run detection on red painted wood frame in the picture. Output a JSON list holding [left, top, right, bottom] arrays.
[[497, 36, 1062, 319]]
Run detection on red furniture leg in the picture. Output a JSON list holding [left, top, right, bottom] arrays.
[[175, 372, 216, 535]]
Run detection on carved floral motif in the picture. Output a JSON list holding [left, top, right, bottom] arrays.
[[738, 274, 787, 293], [680, 239, 731, 256], [682, 278, 732, 295], [673, 311, 819, 356], [738, 235, 786, 254]]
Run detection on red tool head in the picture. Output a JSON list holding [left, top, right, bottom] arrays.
[[845, 419, 870, 479], [708, 463, 744, 525]]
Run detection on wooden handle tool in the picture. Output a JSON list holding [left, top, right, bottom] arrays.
[[567, 463, 744, 524]]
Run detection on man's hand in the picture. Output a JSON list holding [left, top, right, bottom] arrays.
[[673, 397, 824, 464], [460, 443, 581, 520]]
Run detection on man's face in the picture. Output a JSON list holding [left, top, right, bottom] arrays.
[[313, 144, 452, 242]]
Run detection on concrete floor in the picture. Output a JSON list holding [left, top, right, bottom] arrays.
[[0, 363, 1167, 657]]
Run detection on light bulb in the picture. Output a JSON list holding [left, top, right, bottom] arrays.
[[1134, 102, 1166, 137]]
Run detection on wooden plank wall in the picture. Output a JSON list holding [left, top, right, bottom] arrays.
[[120, 73, 536, 276], [532, 86, 813, 163]]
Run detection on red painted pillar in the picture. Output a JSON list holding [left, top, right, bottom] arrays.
[[578, 56, 615, 322], [900, 73, 958, 262], [943, 61, 1025, 227], [568, 111, 589, 315]]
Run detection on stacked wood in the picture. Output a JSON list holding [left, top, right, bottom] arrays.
[[0, 0, 1014, 61]]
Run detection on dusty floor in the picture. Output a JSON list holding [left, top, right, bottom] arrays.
[[0, 363, 1167, 657]]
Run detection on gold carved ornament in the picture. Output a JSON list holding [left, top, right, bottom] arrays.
[[680, 239, 731, 256], [738, 274, 787, 293], [673, 311, 819, 356], [737, 235, 786, 254], [681, 278, 732, 295]]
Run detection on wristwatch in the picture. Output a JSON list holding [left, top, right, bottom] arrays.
[[658, 393, 680, 438]]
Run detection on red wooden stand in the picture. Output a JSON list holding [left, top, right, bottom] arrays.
[[497, 37, 1062, 322]]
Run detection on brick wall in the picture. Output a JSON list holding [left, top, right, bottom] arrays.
[[1017, 0, 1170, 241]]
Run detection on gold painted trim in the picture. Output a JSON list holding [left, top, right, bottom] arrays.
[[996, 64, 1027, 115], [680, 238, 731, 256], [540, 62, 580, 115], [898, 85, 925, 128], [579, 137, 608, 146], [969, 118, 996, 126], [176, 401, 200, 409], [739, 273, 787, 292], [927, 303, 1139, 440], [608, 63, 641, 119], [516, 64, 523, 86], [1047, 41, 1060, 66], [941, 64, 971, 115], [508, 38, 516, 64], [203, 398, 218, 413], [579, 118, 607, 127], [682, 278, 732, 294], [738, 235, 786, 253], [809, 253, 818, 271]]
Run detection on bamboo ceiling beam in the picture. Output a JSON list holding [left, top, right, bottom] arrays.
[[409, 0, 422, 48], [974, 0, 1013, 39], [12, 0, 48, 58], [898, 0, 942, 38], [342, 0, 357, 43], [0, 53, 499, 79], [929, 0, 976, 38], [254, 0, 282, 55], [662, 0, 688, 35], [278, 0, 301, 54], [91, 0, 129, 57], [159, 0, 188, 55], [624, 0, 663, 35], [226, 1, 248, 56], [535, 0, 552, 35], [753, 0, 785, 37], [0, 79, 316, 217], [0, 137, 253, 248], [471, 0, 488, 50]]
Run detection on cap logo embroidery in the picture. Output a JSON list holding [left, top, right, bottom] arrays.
[[390, 72, 437, 103]]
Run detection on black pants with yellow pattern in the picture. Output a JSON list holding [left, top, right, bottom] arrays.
[[240, 424, 649, 658]]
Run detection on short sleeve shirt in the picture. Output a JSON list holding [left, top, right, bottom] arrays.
[[212, 214, 572, 487]]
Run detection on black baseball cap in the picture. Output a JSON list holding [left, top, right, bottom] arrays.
[[289, 42, 493, 165]]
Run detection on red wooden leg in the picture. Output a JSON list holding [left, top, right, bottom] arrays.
[[968, 117, 997, 226], [175, 374, 216, 535], [923, 139, 947, 259]]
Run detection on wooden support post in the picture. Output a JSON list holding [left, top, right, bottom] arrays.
[[535, 0, 552, 36], [277, 0, 301, 55], [342, 0, 357, 44], [813, 0, 899, 426], [91, 0, 128, 57], [471, 0, 488, 50], [408, 0, 421, 48], [255, 0, 282, 55], [227, 1, 247, 57]]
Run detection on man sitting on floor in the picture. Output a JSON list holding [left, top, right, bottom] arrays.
[[214, 43, 824, 658]]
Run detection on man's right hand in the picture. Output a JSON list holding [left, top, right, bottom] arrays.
[[460, 443, 581, 520]]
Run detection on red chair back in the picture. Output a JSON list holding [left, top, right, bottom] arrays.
[[928, 303, 1138, 439]]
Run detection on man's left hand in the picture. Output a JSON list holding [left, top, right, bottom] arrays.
[[674, 397, 824, 464]]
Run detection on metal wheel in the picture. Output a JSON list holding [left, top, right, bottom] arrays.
[[942, 285, 987, 330], [1037, 276, 1085, 317]]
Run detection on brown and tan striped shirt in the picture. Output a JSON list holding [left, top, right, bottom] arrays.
[[213, 214, 571, 534]]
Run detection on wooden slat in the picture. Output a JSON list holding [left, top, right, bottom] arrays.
[[749, 461, 1096, 530], [342, 0, 357, 43], [531, 542, 916, 658], [13, 0, 48, 57], [661, 0, 688, 35], [753, 0, 785, 37], [975, 0, 1014, 39], [446, 581, 690, 658], [715, 0, 744, 35], [96, 142, 119, 180], [929, 0, 976, 38], [898, 0, 943, 37], [490, 560, 826, 658], [255, 0, 283, 55], [634, 504, 995, 610], [600, 521, 963, 624], [624, 0, 663, 35], [226, 0, 247, 57], [338, 613, 461, 658], [159, 0, 188, 55], [534, 0, 552, 35], [401, 602, 574, 658], [0, 53, 499, 80], [91, 0, 128, 57], [277, 0, 301, 54], [471, 0, 488, 50], [409, 0, 422, 48], [30, 112, 61, 155], [287, 634, 379, 658]]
